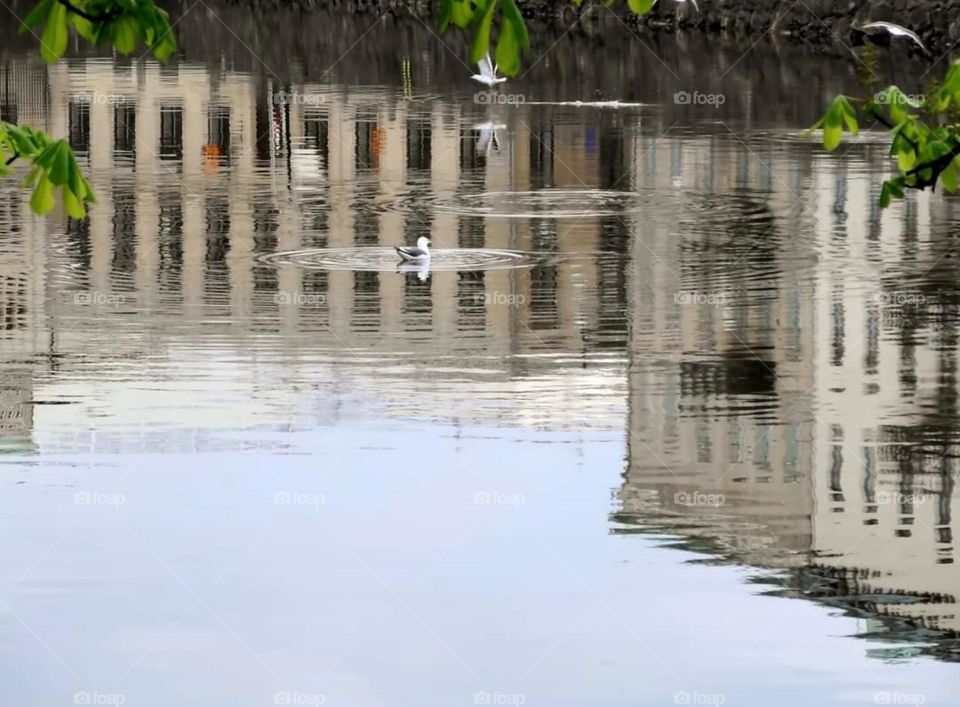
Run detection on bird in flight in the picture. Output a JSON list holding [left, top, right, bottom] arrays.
[[471, 53, 507, 87], [857, 21, 929, 55]]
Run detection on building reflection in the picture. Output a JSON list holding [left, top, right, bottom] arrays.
[[0, 54, 957, 659]]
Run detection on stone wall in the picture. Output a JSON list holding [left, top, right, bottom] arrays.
[[215, 0, 958, 56], [637, 0, 960, 55]]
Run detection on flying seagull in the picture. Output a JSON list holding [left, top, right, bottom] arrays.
[[395, 236, 431, 262], [856, 21, 929, 55], [471, 53, 507, 87]]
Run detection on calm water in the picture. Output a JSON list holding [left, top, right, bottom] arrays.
[[0, 3, 958, 705]]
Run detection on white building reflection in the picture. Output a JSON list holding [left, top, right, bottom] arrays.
[[0, 55, 956, 653]]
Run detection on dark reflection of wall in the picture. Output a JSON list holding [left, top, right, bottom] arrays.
[[111, 186, 137, 275], [355, 119, 376, 170], [352, 271, 380, 330], [159, 106, 184, 161], [68, 101, 90, 153], [406, 120, 431, 171], [205, 196, 230, 297], [207, 107, 231, 161], [457, 271, 485, 332], [157, 188, 183, 293], [65, 215, 92, 272], [402, 273, 432, 324], [114, 102, 136, 158], [528, 220, 559, 331]]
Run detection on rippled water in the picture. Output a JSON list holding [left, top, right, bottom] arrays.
[[0, 2, 958, 705]]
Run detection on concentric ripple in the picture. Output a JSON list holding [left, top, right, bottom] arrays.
[[261, 247, 536, 272], [433, 189, 649, 219]]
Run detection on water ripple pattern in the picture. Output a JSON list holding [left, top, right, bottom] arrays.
[[261, 247, 537, 272], [433, 189, 652, 219]]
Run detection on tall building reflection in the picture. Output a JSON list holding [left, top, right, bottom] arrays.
[[0, 54, 957, 658]]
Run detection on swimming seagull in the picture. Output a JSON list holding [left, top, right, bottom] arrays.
[[395, 236, 431, 262], [471, 53, 507, 87], [856, 21, 929, 54]]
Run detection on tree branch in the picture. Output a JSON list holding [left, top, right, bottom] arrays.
[[4, 153, 18, 166], [868, 106, 920, 153], [904, 144, 960, 191], [56, 0, 122, 23]]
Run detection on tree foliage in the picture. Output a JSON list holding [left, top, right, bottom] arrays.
[[2, 0, 175, 218], [814, 53, 960, 208]]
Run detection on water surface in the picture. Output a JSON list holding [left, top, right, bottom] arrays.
[[0, 3, 958, 705]]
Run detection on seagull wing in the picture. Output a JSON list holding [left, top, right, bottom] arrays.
[[478, 53, 495, 79], [396, 246, 428, 259], [861, 21, 927, 52]]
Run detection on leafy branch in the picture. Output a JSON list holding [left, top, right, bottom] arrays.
[[813, 60, 960, 207], [20, 0, 177, 65], [0, 121, 96, 218], [1, 0, 178, 220], [438, 0, 656, 76]]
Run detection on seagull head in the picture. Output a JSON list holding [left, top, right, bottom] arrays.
[[417, 237, 431, 250]]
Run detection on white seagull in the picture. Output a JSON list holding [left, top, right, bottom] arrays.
[[471, 53, 507, 87], [395, 236, 431, 262], [858, 21, 928, 54]]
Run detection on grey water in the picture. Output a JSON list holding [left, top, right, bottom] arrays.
[[0, 2, 958, 705]]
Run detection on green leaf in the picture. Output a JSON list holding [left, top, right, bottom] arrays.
[[29, 176, 55, 214], [470, 0, 498, 64], [40, 1, 68, 64], [628, 0, 656, 13], [63, 187, 86, 219], [20, 0, 53, 34], [879, 178, 905, 208], [496, 9, 521, 76], [502, 0, 529, 51], [823, 105, 843, 151], [113, 16, 139, 54], [837, 96, 858, 136], [941, 157, 959, 193]]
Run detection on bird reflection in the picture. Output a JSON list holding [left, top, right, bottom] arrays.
[[397, 260, 431, 282], [473, 120, 504, 157]]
